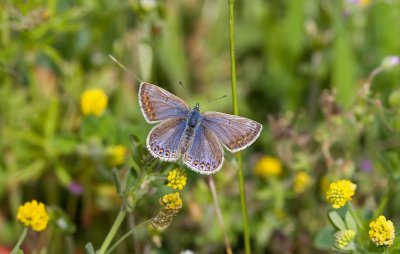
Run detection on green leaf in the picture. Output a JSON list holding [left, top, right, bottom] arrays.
[[314, 226, 335, 250], [112, 168, 123, 195], [345, 211, 357, 232], [44, 98, 59, 141], [85, 242, 96, 254], [391, 236, 400, 250], [367, 242, 385, 253], [55, 166, 72, 187], [52, 135, 78, 155], [328, 210, 346, 230]]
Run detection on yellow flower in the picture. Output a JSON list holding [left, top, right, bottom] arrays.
[[369, 215, 395, 247], [160, 192, 183, 211], [106, 145, 127, 167], [359, 0, 371, 8], [254, 156, 282, 178], [167, 169, 187, 190], [17, 200, 49, 232], [326, 179, 356, 209], [293, 171, 312, 194], [334, 230, 356, 249], [80, 88, 108, 116]]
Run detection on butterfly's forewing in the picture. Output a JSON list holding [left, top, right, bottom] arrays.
[[202, 112, 262, 153], [139, 82, 190, 123], [183, 126, 224, 174], [147, 117, 187, 161]]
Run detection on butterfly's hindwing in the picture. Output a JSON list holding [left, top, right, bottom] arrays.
[[202, 112, 262, 153], [183, 125, 224, 174], [146, 118, 187, 161], [139, 82, 190, 123]]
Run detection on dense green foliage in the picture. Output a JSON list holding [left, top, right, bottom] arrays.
[[1, 0, 400, 253]]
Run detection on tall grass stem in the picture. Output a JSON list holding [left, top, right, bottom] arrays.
[[228, 0, 251, 253], [208, 176, 233, 254]]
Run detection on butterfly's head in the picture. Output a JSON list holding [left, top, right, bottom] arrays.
[[194, 103, 201, 111]]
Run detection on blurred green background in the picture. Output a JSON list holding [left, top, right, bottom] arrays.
[[1, 0, 400, 253]]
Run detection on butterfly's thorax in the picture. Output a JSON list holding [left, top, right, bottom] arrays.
[[181, 104, 202, 153]]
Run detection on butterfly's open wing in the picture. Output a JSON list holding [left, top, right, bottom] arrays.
[[147, 118, 187, 161], [202, 112, 262, 153], [139, 82, 190, 123], [183, 126, 224, 174]]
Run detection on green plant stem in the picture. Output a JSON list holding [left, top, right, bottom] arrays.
[[348, 202, 368, 241], [106, 219, 151, 254], [11, 227, 28, 254], [98, 209, 127, 254], [228, 0, 251, 253], [208, 176, 233, 254]]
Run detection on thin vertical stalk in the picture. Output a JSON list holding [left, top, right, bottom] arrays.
[[11, 227, 28, 254], [208, 176, 233, 254], [228, 0, 251, 253], [98, 209, 127, 254]]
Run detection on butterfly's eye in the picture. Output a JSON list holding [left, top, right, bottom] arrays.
[[193, 160, 199, 166], [200, 162, 205, 169], [158, 148, 164, 155], [165, 151, 170, 157]]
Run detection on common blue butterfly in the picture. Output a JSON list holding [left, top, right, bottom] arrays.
[[138, 82, 262, 174]]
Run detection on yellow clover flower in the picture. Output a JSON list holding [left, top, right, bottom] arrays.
[[369, 215, 395, 247], [80, 88, 108, 116], [160, 192, 183, 211], [294, 171, 312, 194], [106, 145, 127, 167], [254, 156, 282, 178], [167, 169, 187, 190], [17, 200, 49, 232], [334, 230, 356, 249], [326, 179, 356, 209]]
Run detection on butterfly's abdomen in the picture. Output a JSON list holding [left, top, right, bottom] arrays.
[[180, 125, 195, 153], [181, 108, 202, 153]]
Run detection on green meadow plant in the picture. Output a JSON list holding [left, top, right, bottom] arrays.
[[3, 0, 400, 253]]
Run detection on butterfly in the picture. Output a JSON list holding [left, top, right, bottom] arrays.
[[138, 82, 262, 174]]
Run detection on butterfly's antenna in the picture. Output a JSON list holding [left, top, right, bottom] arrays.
[[108, 54, 144, 83], [202, 94, 227, 106], [178, 80, 192, 96]]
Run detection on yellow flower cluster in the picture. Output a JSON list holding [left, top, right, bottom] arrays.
[[167, 169, 187, 190], [326, 179, 356, 209], [151, 192, 183, 229], [80, 88, 108, 116], [254, 156, 282, 178], [334, 230, 356, 249], [17, 200, 49, 232], [161, 192, 183, 211], [369, 215, 395, 247], [293, 171, 312, 194], [106, 145, 127, 167]]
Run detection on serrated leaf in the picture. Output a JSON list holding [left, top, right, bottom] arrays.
[[328, 211, 346, 230]]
